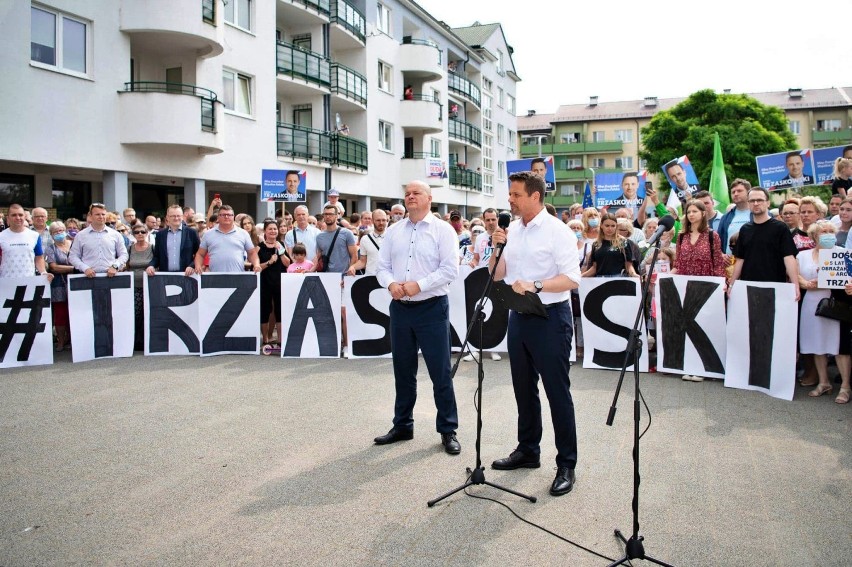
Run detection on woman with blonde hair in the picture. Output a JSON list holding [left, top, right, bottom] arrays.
[[831, 157, 852, 197]]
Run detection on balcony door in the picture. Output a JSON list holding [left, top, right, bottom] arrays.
[[166, 67, 182, 93]]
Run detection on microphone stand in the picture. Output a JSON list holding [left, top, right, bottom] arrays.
[[605, 236, 674, 567], [428, 241, 536, 507]]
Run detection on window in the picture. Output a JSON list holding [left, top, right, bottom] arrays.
[[482, 77, 492, 92], [377, 61, 392, 93], [222, 69, 252, 115], [639, 159, 648, 169], [482, 93, 492, 132], [817, 119, 841, 132], [615, 157, 634, 169], [507, 129, 516, 151], [593, 158, 606, 168], [224, 0, 251, 30], [483, 134, 493, 170], [430, 138, 441, 157], [497, 87, 504, 108], [788, 120, 800, 134], [561, 158, 581, 169], [560, 184, 577, 197], [30, 5, 89, 75], [497, 124, 505, 145], [561, 132, 581, 144], [614, 129, 633, 142], [377, 3, 391, 35], [0, 173, 35, 208], [497, 161, 505, 181], [507, 94, 516, 114], [496, 50, 504, 76], [484, 173, 493, 195], [592, 131, 605, 142], [379, 120, 393, 151]]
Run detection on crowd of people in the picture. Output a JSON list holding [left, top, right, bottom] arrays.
[[1, 168, 851, 405]]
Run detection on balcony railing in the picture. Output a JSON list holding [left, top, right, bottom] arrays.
[[330, 62, 366, 105], [401, 37, 442, 65], [449, 167, 482, 191], [402, 94, 443, 121], [402, 151, 440, 159], [276, 41, 330, 88], [448, 118, 481, 147], [330, 0, 365, 43], [813, 129, 852, 144], [448, 71, 480, 107], [123, 82, 218, 131], [201, 0, 215, 23], [277, 123, 367, 170], [292, 0, 331, 16]]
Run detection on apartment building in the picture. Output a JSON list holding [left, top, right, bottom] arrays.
[[518, 87, 852, 207], [0, 1, 518, 222]]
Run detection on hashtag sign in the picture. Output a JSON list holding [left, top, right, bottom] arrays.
[[0, 285, 50, 362]]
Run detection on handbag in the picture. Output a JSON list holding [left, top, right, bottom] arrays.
[[814, 297, 852, 323]]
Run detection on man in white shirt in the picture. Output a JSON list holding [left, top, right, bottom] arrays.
[[348, 209, 388, 276], [489, 171, 581, 497], [284, 205, 321, 260], [374, 181, 461, 455], [0, 204, 52, 281]]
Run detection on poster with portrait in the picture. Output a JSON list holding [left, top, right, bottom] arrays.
[[506, 156, 555, 192], [261, 168, 306, 202], [755, 149, 815, 191], [595, 171, 647, 210], [426, 158, 448, 182], [662, 156, 701, 205], [812, 145, 852, 185]]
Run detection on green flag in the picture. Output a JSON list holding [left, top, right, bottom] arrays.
[[709, 132, 730, 213]]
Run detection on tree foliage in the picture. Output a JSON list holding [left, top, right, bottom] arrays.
[[639, 89, 798, 189]]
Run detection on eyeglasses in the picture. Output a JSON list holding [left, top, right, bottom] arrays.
[[89, 203, 106, 211], [133, 230, 147, 235], [218, 213, 234, 217], [748, 199, 767, 204]]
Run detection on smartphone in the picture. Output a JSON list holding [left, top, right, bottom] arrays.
[[214, 193, 220, 200]]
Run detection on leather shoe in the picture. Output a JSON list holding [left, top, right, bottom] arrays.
[[491, 449, 540, 470], [374, 428, 413, 445], [441, 432, 461, 455], [549, 467, 576, 496]]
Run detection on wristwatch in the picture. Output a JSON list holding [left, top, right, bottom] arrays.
[[111, 262, 121, 270], [533, 280, 543, 293]]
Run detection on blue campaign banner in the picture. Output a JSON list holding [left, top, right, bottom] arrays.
[[261, 169, 306, 202], [813, 145, 851, 185], [595, 171, 647, 208], [662, 156, 701, 204], [507, 156, 556, 192], [755, 149, 815, 191]]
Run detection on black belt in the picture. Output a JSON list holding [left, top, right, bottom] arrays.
[[397, 295, 444, 307], [544, 299, 569, 309]]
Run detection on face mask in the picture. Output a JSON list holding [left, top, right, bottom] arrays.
[[451, 221, 462, 231], [574, 214, 583, 221], [819, 234, 837, 249], [391, 214, 403, 222], [68, 229, 78, 238], [588, 218, 600, 228], [574, 231, 583, 240], [52, 232, 67, 242]]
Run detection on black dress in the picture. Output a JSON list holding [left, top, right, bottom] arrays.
[[258, 241, 285, 321]]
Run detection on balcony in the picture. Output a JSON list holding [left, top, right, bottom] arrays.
[[448, 118, 482, 148], [276, 41, 330, 97], [118, 82, 223, 155], [449, 167, 482, 191], [813, 129, 852, 146], [398, 39, 444, 82], [519, 140, 623, 157], [277, 0, 331, 26], [448, 72, 480, 108], [330, 0, 365, 48], [330, 62, 367, 109], [120, 0, 224, 58], [553, 168, 621, 181], [399, 95, 443, 134], [401, 153, 444, 187], [277, 123, 367, 171]]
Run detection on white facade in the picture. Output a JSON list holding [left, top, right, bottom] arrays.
[[0, 1, 518, 222]]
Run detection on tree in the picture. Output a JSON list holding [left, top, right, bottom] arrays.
[[639, 89, 798, 191]]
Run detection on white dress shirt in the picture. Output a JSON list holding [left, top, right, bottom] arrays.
[[376, 213, 459, 301], [502, 208, 581, 305]]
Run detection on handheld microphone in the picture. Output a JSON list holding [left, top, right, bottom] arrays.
[[647, 215, 675, 247], [490, 211, 513, 247]]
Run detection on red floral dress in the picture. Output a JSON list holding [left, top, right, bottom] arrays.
[[674, 230, 726, 277]]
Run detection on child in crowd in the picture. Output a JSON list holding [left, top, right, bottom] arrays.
[[286, 243, 314, 273]]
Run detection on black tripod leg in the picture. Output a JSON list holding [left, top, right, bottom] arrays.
[[427, 479, 473, 507], [482, 480, 537, 503]]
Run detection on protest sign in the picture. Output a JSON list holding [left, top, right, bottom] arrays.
[[0, 276, 53, 368]]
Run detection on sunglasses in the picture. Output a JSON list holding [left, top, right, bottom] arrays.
[[133, 230, 147, 235]]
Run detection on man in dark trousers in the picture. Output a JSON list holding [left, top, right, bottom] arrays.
[[146, 204, 201, 277], [489, 171, 582, 496], [374, 180, 462, 455]]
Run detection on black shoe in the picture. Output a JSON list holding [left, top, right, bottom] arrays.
[[550, 467, 576, 496], [374, 428, 413, 445], [440, 432, 461, 455], [491, 450, 540, 470]]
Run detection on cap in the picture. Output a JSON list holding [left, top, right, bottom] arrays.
[[328, 188, 340, 197], [449, 209, 461, 220], [192, 214, 205, 223]]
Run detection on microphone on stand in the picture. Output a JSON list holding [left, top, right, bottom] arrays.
[[490, 211, 513, 248], [647, 215, 675, 247]]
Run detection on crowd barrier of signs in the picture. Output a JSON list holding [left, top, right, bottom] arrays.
[[0, 272, 798, 400]]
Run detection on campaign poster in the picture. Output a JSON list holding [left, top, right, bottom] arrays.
[[595, 171, 647, 209], [662, 156, 701, 204], [507, 156, 555, 192], [426, 158, 448, 182], [261, 168, 306, 202], [813, 145, 852, 185], [755, 149, 815, 191], [817, 249, 852, 289]]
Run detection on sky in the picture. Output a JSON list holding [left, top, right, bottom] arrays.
[[415, 0, 850, 115]]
